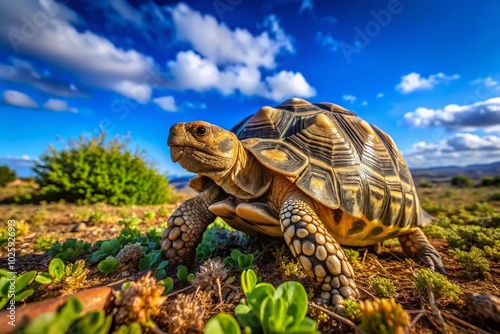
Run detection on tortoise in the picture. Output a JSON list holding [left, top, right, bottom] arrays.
[[161, 98, 444, 308]]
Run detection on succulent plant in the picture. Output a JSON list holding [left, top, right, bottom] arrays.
[[162, 293, 205, 333], [358, 298, 410, 334]]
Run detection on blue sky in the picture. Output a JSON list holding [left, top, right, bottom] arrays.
[[1, 0, 500, 177]]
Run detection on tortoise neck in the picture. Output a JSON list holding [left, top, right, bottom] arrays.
[[209, 141, 272, 199]]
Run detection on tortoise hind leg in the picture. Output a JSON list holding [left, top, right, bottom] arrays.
[[162, 184, 225, 267], [398, 228, 446, 274], [280, 193, 359, 310]]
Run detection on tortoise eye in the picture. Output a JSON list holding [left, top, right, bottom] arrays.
[[195, 126, 208, 137]]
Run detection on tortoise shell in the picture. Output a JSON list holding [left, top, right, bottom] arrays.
[[231, 98, 426, 230]]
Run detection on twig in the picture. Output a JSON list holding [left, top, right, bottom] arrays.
[[441, 312, 493, 334], [370, 257, 391, 276], [407, 296, 427, 332], [149, 323, 168, 334], [357, 286, 376, 299], [215, 277, 223, 304], [308, 302, 366, 334], [168, 285, 194, 297], [426, 286, 448, 334]]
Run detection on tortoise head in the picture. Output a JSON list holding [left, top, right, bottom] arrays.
[[168, 121, 240, 175]]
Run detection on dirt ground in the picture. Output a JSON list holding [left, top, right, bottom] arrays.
[[1, 184, 499, 333]]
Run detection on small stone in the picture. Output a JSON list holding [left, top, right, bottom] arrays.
[[71, 222, 87, 232]]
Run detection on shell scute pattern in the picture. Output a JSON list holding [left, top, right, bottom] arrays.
[[233, 98, 422, 232]]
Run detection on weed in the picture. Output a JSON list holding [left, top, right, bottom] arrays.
[[358, 298, 410, 334], [176, 265, 194, 284], [29, 208, 49, 225], [74, 207, 92, 221], [34, 236, 57, 252], [0, 220, 30, 246], [450, 247, 490, 278], [371, 277, 396, 298], [47, 238, 92, 263], [143, 210, 155, 224], [340, 299, 361, 322], [118, 216, 142, 228], [223, 249, 255, 271], [413, 268, 462, 301], [343, 248, 361, 266]]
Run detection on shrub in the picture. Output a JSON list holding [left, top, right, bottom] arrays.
[[32, 131, 175, 205], [491, 192, 500, 201], [0, 165, 16, 187], [451, 175, 473, 188], [419, 181, 434, 188]]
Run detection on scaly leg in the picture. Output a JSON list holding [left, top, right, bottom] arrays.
[[161, 184, 225, 266], [399, 228, 446, 273], [280, 194, 360, 309]]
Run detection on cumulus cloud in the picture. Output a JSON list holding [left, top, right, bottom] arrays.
[[0, 155, 37, 177], [377, 93, 384, 98], [404, 133, 500, 168], [43, 98, 78, 113], [166, 50, 315, 101], [0, 0, 157, 102], [153, 96, 178, 112], [316, 31, 340, 52], [470, 76, 499, 88], [396, 72, 460, 94], [0, 58, 85, 97], [404, 97, 500, 131], [342, 94, 356, 104], [3, 90, 39, 108], [169, 4, 293, 69], [361, 101, 368, 106]]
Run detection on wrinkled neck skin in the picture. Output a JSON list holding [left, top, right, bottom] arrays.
[[204, 141, 272, 200]]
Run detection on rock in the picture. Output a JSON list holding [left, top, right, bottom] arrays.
[[71, 222, 87, 232]]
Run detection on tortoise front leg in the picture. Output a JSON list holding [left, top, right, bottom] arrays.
[[398, 228, 446, 273], [280, 194, 360, 309], [162, 184, 225, 267]]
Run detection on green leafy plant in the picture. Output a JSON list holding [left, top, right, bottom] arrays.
[[143, 210, 156, 224], [177, 265, 194, 284], [31, 131, 175, 205], [161, 277, 174, 295], [34, 236, 57, 252], [223, 249, 255, 271], [138, 250, 168, 279], [234, 280, 320, 333], [413, 268, 462, 301], [114, 322, 143, 334], [241, 269, 258, 296], [17, 297, 112, 334], [205, 313, 242, 334], [0, 270, 37, 310], [450, 246, 490, 278], [88, 208, 105, 224], [89, 238, 121, 263], [0, 220, 30, 246], [196, 242, 219, 262], [119, 216, 142, 228], [157, 206, 170, 217], [35, 259, 89, 289], [371, 277, 396, 298], [98, 257, 119, 275], [343, 248, 361, 266], [0, 165, 16, 187], [47, 238, 92, 263]]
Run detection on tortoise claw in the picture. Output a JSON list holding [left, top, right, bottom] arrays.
[[399, 228, 446, 274], [417, 247, 446, 274]]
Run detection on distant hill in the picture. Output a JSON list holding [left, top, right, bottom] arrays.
[[170, 161, 500, 190], [411, 161, 500, 184]]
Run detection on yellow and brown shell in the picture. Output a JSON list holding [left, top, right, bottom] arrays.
[[231, 98, 426, 232]]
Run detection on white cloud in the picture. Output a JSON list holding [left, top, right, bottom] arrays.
[[470, 76, 499, 88], [404, 133, 500, 168], [3, 90, 39, 108], [299, 0, 314, 13], [153, 96, 178, 112], [169, 4, 293, 69], [396, 72, 460, 94], [0, 58, 85, 97], [0, 0, 157, 103], [108, 0, 142, 25], [342, 94, 356, 104], [404, 97, 500, 131], [377, 93, 384, 98], [361, 101, 368, 106], [264, 71, 316, 101], [43, 98, 78, 113], [167, 50, 315, 101], [316, 31, 339, 52]]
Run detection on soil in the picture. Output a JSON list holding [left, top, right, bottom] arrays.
[[0, 185, 499, 334]]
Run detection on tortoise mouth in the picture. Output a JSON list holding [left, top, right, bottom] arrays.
[[169, 145, 185, 162]]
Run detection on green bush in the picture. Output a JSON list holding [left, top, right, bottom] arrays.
[[371, 277, 396, 298], [413, 268, 462, 301], [32, 131, 175, 205], [481, 176, 500, 187], [450, 247, 490, 278], [0, 165, 16, 187], [451, 175, 473, 188]]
